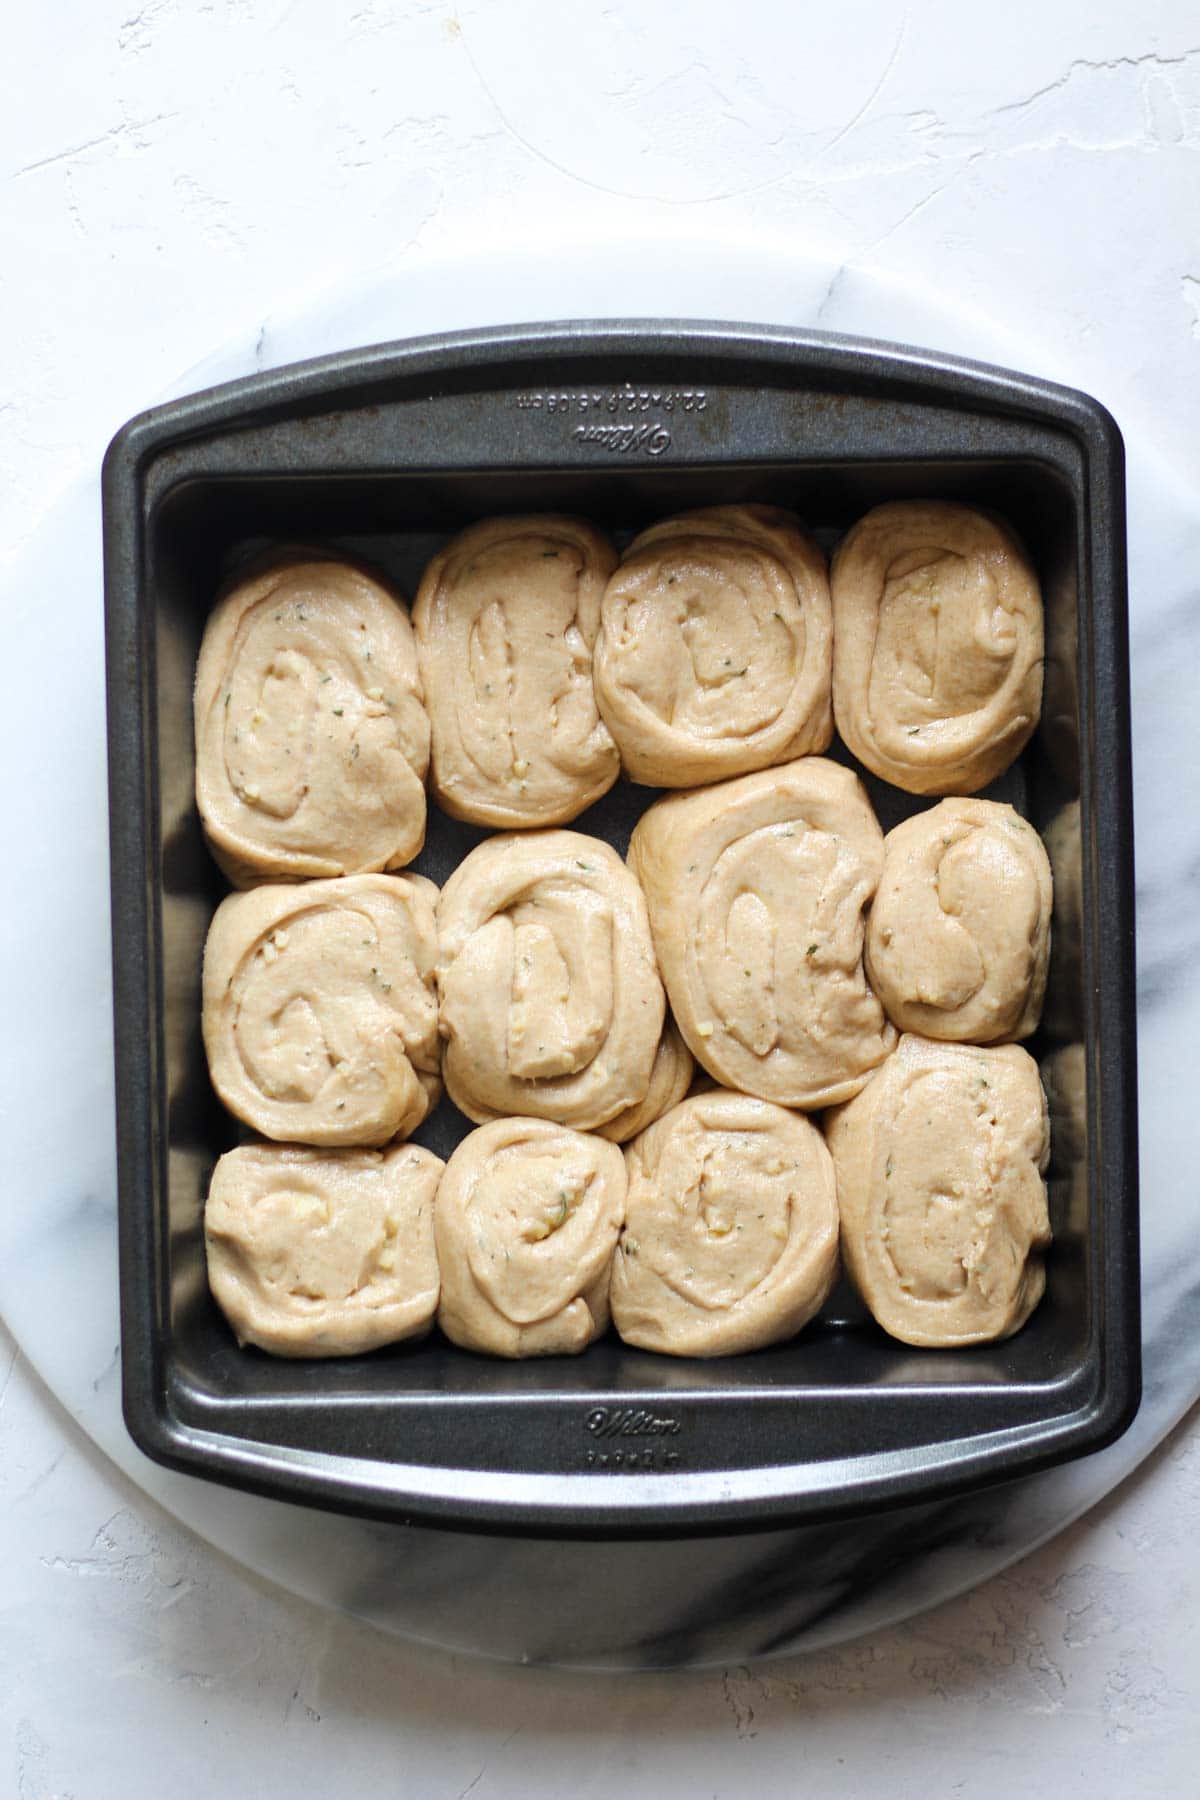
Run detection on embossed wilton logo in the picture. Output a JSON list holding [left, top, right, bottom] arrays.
[[572, 422, 672, 457], [512, 385, 706, 457], [586, 1406, 682, 1439]]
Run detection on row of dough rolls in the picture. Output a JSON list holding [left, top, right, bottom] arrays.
[[205, 1095, 840, 1361], [200, 832, 681, 1149], [200, 765, 1052, 1154], [194, 499, 1044, 885], [206, 1042, 1050, 1361]]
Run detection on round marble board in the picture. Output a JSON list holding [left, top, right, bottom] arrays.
[[1, 236, 1195, 1669]]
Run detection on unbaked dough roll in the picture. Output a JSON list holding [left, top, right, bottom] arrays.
[[413, 515, 619, 826], [593, 505, 832, 786], [594, 1018, 694, 1144], [865, 799, 1052, 1042], [205, 1142, 442, 1356], [826, 1034, 1051, 1347], [194, 557, 430, 885], [831, 501, 1043, 794], [437, 831, 664, 1130], [435, 1118, 625, 1357], [611, 1091, 839, 1358], [628, 758, 894, 1109], [203, 873, 441, 1147]]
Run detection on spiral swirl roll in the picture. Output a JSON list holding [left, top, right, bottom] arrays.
[[413, 515, 619, 827], [194, 557, 430, 885], [435, 1118, 626, 1357], [865, 798, 1052, 1042], [437, 831, 664, 1130], [205, 1143, 443, 1356], [826, 1034, 1051, 1347], [202, 873, 441, 1147], [593, 505, 832, 787], [831, 501, 1043, 794], [628, 758, 894, 1109], [611, 1091, 839, 1357]]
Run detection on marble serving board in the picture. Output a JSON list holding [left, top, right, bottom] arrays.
[[0, 240, 1194, 1668]]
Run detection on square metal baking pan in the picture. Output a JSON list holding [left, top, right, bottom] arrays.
[[103, 320, 1139, 1535]]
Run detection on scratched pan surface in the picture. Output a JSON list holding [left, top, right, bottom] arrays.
[[103, 321, 1138, 1536]]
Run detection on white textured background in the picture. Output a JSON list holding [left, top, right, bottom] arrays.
[[2, 1, 1198, 1792], [2, 1319, 1198, 1794]]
